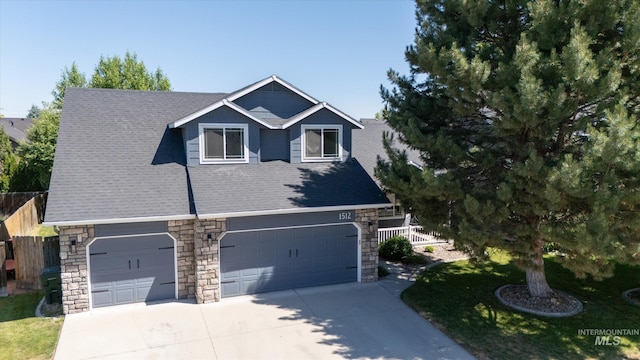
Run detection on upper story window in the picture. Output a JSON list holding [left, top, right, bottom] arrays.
[[301, 124, 342, 162], [199, 123, 249, 164]]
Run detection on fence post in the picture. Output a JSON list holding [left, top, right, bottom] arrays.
[[0, 241, 6, 297]]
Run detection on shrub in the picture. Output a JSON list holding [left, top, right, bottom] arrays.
[[379, 235, 413, 261], [424, 245, 435, 253]]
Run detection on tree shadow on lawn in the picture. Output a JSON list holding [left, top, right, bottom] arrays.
[[402, 259, 640, 360], [0, 291, 42, 322]]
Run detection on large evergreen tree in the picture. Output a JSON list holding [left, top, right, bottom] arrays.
[[378, 0, 640, 297]]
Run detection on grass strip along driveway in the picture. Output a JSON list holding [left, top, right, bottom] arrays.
[[402, 252, 640, 360], [0, 292, 63, 360]]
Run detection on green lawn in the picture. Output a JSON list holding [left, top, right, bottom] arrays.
[[28, 224, 58, 237], [0, 292, 63, 360], [402, 252, 640, 360]]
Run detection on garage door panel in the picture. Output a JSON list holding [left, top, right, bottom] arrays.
[[115, 288, 135, 304], [221, 224, 357, 298], [89, 234, 175, 308]]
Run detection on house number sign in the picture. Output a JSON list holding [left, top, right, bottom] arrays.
[[338, 211, 354, 221]]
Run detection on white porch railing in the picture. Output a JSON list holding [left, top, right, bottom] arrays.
[[377, 225, 446, 245]]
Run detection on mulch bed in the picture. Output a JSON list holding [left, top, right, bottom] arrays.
[[497, 285, 582, 316], [413, 242, 468, 264]]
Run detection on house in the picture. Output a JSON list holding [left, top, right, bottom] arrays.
[[44, 76, 390, 314], [0, 117, 34, 149]]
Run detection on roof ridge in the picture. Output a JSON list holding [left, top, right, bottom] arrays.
[[66, 87, 229, 97]]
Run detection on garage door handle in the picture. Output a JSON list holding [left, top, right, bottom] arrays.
[[137, 259, 140, 269], [296, 249, 298, 257], [289, 249, 291, 258], [128, 260, 131, 269]]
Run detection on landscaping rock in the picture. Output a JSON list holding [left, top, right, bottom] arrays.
[[496, 284, 583, 317]]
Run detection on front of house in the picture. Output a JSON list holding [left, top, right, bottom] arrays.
[[44, 76, 390, 314]]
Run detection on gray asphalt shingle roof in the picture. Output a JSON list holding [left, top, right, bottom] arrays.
[[46, 88, 388, 224], [0, 117, 33, 143], [188, 160, 389, 217], [45, 88, 227, 224], [352, 118, 422, 181]]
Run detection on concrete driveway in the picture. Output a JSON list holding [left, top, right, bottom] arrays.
[[55, 281, 474, 360]]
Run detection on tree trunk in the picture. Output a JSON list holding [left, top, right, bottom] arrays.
[[525, 239, 552, 298]]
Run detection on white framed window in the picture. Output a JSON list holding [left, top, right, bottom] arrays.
[[301, 124, 343, 162], [199, 123, 249, 164]]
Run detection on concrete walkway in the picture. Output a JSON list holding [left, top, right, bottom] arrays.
[[55, 277, 475, 360]]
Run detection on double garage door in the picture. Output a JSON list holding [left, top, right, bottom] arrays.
[[220, 224, 358, 297], [89, 234, 175, 308], [88, 223, 358, 307]]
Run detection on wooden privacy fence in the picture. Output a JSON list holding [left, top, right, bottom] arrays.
[[0, 192, 44, 218], [12, 236, 60, 290], [0, 194, 46, 242], [0, 241, 6, 297]]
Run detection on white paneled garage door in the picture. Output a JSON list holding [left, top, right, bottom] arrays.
[[220, 224, 358, 297], [89, 234, 176, 308]]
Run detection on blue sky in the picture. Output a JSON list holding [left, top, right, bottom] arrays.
[[0, 0, 416, 119]]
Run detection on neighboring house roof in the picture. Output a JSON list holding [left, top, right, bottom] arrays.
[[352, 118, 422, 181], [45, 82, 388, 226], [0, 117, 34, 144], [189, 160, 389, 218], [168, 75, 364, 130]]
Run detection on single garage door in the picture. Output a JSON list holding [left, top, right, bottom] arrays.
[[89, 234, 175, 308], [220, 224, 357, 297]]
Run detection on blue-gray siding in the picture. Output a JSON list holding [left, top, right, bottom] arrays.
[[183, 106, 264, 165], [260, 129, 290, 161], [289, 109, 354, 163], [94, 222, 168, 237], [227, 211, 356, 231], [227, 210, 355, 231], [233, 82, 314, 122]]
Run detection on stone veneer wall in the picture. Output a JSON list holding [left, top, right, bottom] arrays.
[[193, 219, 226, 304], [59, 225, 94, 314], [168, 219, 196, 299], [356, 208, 379, 283]]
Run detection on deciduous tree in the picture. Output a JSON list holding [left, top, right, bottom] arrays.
[[14, 107, 60, 190], [13, 52, 171, 190], [0, 128, 17, 191], [90, 51, 171, 91], [52, 62, 87, 110]]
